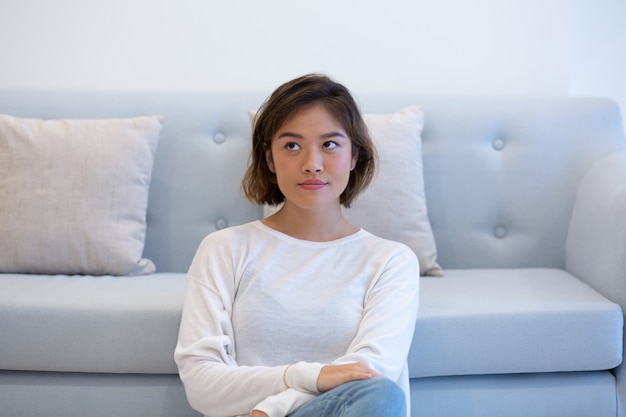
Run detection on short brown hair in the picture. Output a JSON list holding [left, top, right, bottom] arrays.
[[242, 74, 377, 208]]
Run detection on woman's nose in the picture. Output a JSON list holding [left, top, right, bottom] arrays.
[[302, 149, 323, 173]]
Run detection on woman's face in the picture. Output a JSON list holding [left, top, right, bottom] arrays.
[[266, 104, 357, 211]]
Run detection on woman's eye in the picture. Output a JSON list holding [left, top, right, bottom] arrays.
[[285, 142, 300, 151], [323, 141, 338, 150]]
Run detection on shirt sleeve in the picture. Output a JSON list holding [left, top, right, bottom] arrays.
[[175, 278, 280, 417], [332, 245, 420, 380], [174, 232, 319, 417]]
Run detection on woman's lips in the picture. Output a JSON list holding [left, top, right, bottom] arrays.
[[299, 179, 327, 190]]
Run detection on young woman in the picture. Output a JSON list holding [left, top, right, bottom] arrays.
[[175, 74, 420, 417]]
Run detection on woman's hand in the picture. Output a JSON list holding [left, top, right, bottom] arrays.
[[316, 362, 380, 393], [250, 410, 268, 417]]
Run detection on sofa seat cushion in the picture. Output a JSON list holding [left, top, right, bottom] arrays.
[[0, 273, 186, 374], [2, 269, 622, 378], [409, 268, 623, 377]]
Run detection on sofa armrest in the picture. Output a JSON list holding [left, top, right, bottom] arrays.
[[566, 151, 626, 305], [567, 151, 626, 417]]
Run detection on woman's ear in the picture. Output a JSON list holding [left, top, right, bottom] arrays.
[[265, 143, 276, 173], [350, 147, 359, 171]]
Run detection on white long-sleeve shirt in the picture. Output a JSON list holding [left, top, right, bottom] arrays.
[[174, 220, 420, 417]]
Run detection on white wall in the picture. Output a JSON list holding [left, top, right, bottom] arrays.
[[570, 0, 626, 127], [0, 0, 569, 96], [0, 0, 624, 126]]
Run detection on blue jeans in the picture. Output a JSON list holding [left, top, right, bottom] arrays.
[[288, 377, 406, 417]]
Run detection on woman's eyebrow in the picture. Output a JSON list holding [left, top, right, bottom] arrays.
[[276, 131, 347, 140], [276, 132, 303, 140], [320, 131, 347, 140]]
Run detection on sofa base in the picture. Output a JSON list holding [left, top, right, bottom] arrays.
[[0, 371, 201, 417], [410, 371, 617, 417], [1, 370, 615, 417]]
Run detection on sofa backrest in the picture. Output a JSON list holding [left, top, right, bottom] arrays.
[[0, 91, 624, 272], [377, 96, 625, 270]]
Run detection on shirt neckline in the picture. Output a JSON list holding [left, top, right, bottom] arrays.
[[252, 220, 366, 247]]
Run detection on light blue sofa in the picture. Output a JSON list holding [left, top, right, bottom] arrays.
[[0, 91, 625, 417]]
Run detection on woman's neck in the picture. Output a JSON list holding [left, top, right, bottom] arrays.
[[261, 202, 359, 242]]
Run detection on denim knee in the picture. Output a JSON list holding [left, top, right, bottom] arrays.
[[288, 377, 406, 417], [344, 377, 406, 417]]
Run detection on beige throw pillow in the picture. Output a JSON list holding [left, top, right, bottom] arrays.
[[0, 115, 162, 275], [350, 106, 442, 276]]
